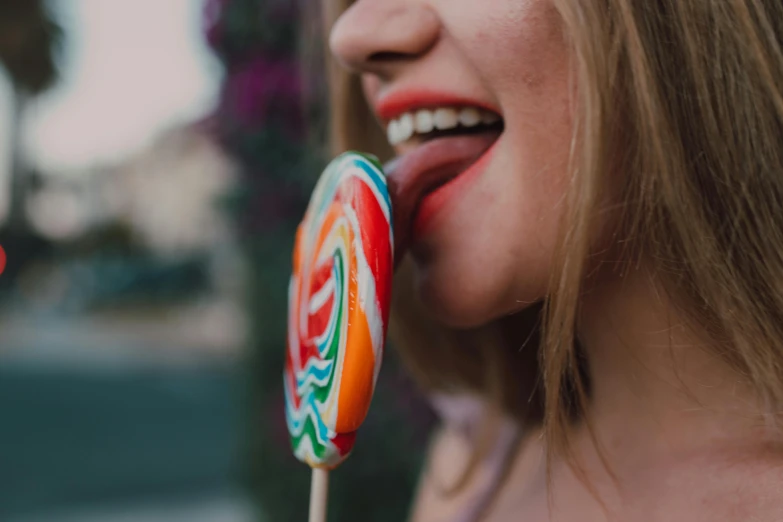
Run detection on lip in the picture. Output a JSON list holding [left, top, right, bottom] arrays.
[[375, 89, 501, 124]]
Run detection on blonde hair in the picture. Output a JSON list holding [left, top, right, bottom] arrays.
[[322, 0, 783, 488]]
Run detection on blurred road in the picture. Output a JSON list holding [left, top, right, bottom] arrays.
[[0, 310, 250, 521], [14, 495, 254, 522]]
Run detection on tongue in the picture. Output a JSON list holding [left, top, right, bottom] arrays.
[[384, 132, 499, 263]]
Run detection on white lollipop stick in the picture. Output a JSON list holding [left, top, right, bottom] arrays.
[[309, 468, 329, 522]]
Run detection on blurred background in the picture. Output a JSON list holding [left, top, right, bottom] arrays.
[[0, 1, 432, 521]]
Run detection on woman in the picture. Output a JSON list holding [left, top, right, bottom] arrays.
[[326, 0, 783, 520]]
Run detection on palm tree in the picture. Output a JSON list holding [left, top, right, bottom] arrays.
[[0, 0, 62, 232]]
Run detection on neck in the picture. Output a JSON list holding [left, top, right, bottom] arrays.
[[576, 262, 770, 468]]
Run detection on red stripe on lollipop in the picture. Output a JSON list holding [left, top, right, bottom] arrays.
[[354, 182, 393, 326]]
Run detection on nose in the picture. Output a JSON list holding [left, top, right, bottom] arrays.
[[329, 1, 440, 78]]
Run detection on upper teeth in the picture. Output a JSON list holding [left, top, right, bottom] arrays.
[[386, 107, 501, 146]]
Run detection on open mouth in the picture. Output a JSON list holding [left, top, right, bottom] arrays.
[[383, 105, 505, 258]]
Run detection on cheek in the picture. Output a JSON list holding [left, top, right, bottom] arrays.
[[411, 0, 575, 326], [361, 75, 381, 106], [496, 126, 571, 290], [412, 137, 571, 328], [472, 0, 567, 90]]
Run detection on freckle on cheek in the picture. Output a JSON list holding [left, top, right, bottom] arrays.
[[485, 18, 559, 93]]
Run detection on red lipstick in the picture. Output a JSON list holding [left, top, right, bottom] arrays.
[[375, 90, 501, 123]]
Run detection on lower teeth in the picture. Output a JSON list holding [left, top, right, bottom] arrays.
[[421, 123, 503, 142]]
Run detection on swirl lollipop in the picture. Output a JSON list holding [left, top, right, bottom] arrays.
[[284, 152, 393, 521]]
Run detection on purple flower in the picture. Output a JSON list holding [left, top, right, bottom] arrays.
[[224, 56, 304, 135], [203, 0, 229, 49]]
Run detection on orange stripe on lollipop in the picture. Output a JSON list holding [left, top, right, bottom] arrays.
[[292, 224, 304, 273], [312, 203, 341, 262], [334, 235, 376, 435]]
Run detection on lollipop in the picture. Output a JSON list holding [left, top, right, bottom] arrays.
[[284, 152, 393, 520]]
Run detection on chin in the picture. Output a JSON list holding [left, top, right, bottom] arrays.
[[411, 252, 550, 329], [413, 265, 510, 329]]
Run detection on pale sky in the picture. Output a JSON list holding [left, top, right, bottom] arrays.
[[2, 0, 221, 177]]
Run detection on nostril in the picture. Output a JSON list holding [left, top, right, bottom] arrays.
[[368, 51, 412, 62]]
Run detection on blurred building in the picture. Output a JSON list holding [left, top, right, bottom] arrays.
[[27, 122, 235, 253]]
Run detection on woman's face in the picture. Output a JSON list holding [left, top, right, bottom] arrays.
[[330, 0, 574, 328]]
